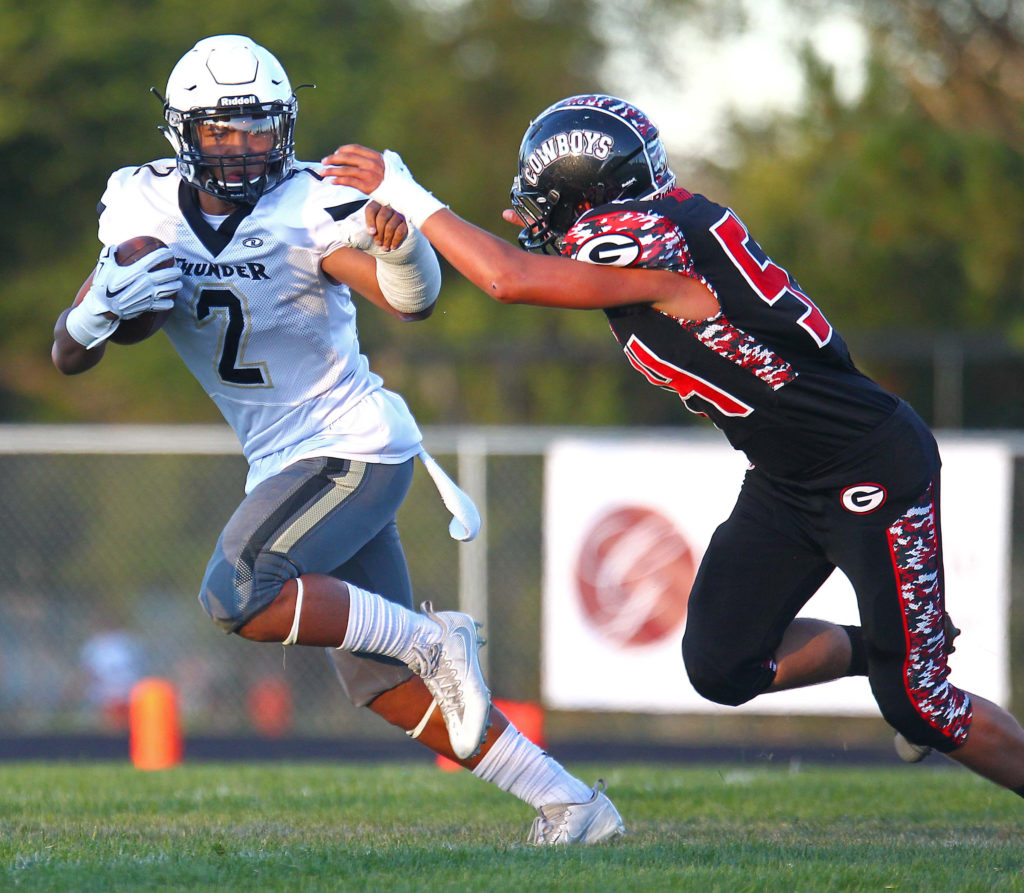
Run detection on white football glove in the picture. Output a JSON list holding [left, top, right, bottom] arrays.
[[66, 245, 182, 349], [92, 244, 182, 318], [370, 150, 448, 229]]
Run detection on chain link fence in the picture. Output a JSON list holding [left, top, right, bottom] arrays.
[[2, 424, 1023, 749], [0, 425, 549, 741]]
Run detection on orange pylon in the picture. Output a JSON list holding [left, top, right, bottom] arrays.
[[129, 678, 183, 770]]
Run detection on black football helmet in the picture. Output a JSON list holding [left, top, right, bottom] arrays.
[[510, 94, 676, 253]]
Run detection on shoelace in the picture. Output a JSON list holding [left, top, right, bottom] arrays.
[[529, 805, 571, 844], [408, 642, 465, 714], [429, 656, 465, 714]]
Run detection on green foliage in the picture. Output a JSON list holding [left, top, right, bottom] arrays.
[[1, 762, 1021, 891], [1, 0, 602, 423], [709, 49, 1024, 337], [6, 0, 1024, 425]]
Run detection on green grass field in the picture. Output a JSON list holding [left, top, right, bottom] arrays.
[[1, 761, 1021, 891]]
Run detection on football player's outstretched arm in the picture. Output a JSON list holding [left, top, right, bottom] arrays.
[[321, 145, 718, 321]]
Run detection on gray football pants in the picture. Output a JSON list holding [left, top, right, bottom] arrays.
[[199, 455, 416, 706]]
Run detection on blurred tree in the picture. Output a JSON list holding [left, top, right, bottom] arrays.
[[708, 48, 1024, 333], [3, 0, 1023, 428], [714, 0, 1024, 310], [691, 0, 1024, 425], [864, 0, 1024, 145], [0, 0, 616, 423]]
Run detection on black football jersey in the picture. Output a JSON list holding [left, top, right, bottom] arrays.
[[561, 189, 898, 479]]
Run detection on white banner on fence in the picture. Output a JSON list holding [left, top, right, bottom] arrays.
[[542, 436, 1011, 715]]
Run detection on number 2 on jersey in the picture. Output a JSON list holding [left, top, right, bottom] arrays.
[[711, 211, 833, 347], [196, 287, 269, 386]]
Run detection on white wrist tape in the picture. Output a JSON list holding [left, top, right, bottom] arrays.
[[371, 150, 448, 229], [65, 301, 117, 349], [367, 226, 441, 314]]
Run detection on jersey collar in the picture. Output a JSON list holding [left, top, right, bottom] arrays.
[[179, 181, 256, 257]]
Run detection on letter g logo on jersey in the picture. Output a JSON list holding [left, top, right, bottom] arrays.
[[576, 233, 642, 267], [840, 483, 887, 514]]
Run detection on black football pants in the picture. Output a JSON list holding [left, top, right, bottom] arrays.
[[682, 405, 972, 752]]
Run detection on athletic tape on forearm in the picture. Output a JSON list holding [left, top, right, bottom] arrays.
[[368, 226, 441, 315], [64, 301, 117, 349]]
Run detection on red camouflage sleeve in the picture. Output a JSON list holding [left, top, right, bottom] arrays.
[[562, 205, 693, 273]]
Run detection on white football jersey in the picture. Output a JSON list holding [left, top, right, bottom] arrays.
[[97, 160, 425, 492]]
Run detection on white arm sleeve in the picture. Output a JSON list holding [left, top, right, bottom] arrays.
[[364, 225, 441, 315]]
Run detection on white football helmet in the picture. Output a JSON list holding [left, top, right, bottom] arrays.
[[161, 35, 297, 204]]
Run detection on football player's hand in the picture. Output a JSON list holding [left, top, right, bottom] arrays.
[[321, 144, 385, 193], [502, 208, 528, 228], [365, 200, 409, 252], [65, 246, 180, 348], [321, 145, 446, 229], [89, 245, 182, 319]]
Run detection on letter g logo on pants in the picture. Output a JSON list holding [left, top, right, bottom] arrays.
[[841, 483, 887, 514]]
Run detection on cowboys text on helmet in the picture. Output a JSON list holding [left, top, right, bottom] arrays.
[[521, 131, 615, 187]]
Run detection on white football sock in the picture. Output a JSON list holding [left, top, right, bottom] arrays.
[[472, 725, 593, 808], [340, 584, 438, 660]]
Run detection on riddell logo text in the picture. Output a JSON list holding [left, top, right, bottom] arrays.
[[218, 94, 260, 107], [522, 130, 614, 186]]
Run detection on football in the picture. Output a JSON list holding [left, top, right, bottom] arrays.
[[109, 236, 175, 345]]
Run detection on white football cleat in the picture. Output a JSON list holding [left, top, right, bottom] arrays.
[[527, 781, 625, 846], [406, 601, 490, 760], [894, 732, 932, 763]]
